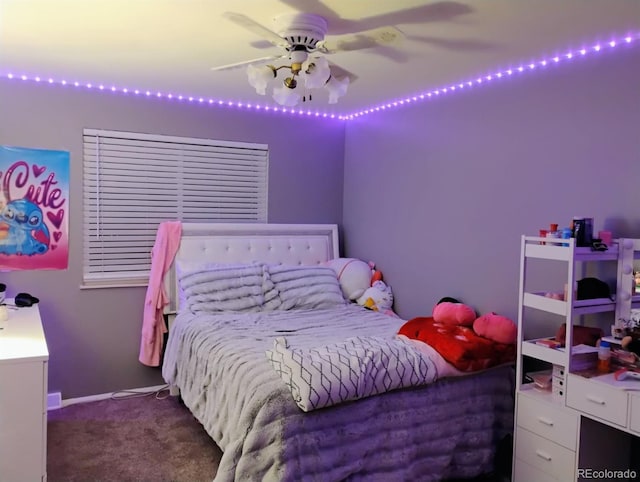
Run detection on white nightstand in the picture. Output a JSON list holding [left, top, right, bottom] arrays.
[[0, 302, 49, 482]]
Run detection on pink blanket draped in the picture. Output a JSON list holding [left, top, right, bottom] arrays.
[[139, 221, 182, 366]]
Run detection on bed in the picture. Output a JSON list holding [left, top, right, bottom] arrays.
[[160, 223, 514, 482]]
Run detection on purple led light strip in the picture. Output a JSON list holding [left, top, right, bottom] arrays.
[[346, 34, 639, 120], [3, 34, 637, 121], [1, 73, 344, 120]]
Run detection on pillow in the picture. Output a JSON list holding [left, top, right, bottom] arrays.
[[177, 261, 268, 313], [267, 264, 346, 310]]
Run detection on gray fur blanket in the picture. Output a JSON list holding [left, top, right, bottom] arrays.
[[162, 305, 514, 481]]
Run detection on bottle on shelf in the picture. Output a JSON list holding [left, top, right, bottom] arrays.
[[597, 340, 611, 373]]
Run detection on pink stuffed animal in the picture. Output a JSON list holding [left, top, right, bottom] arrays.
[[473, 312, 517, 344], [432, 299, 476, 326]]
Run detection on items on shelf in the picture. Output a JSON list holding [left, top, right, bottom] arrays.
[[526, 369, 552, 391], [597, 340, 612, 373], [534, 337, 562, 349], [613, 368, 640, 381], [536, 217, 615, 250]]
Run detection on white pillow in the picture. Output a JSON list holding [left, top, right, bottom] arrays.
[[267, 264, 346, 310], [176, 261, 267, 313]]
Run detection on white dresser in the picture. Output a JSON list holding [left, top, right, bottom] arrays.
[[0, 303, 49, 482]]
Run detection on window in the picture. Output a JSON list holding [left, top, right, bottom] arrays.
[[83, 129, 268, 287]]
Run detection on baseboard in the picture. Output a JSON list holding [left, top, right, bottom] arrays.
[[56, 384, 169, 409]]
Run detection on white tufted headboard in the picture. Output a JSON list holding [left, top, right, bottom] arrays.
[[164, 223, 340, 314]]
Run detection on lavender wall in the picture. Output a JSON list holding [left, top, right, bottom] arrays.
[[0, 81, 345, 398], [342, 47, 640, 321]]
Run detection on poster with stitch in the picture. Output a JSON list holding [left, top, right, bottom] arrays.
[[0, 145, 69, 270]]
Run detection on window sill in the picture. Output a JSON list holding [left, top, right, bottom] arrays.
[[80, 280, 148, 290]]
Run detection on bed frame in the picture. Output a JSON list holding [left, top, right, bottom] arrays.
[[164, 222, 339, 314]]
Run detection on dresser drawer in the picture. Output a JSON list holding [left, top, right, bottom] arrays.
[[630, 393, 640, 434], [566, 374, 628, 427], [514, 427, 575, 482], [513, 458, 560, 482], [516, 393, 578, 450]]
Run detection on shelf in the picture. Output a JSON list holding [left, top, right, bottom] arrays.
[[522, 340, 567, 365], [523, 292, 566, 314], [523, 292, 615, 315], [518, 382, 562, 405], [523, 237, 618, 261]]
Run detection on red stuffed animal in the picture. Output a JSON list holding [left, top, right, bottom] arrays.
[[398, 297, 517, 372]]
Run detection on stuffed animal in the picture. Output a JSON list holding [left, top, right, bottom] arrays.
[[432, 297, 476, 326], [621, 334, 640, 360], [357, 280, 394, 312], [324, 258, 375, 300], [473, 312, 517, 344]]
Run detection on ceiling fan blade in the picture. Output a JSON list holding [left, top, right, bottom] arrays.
[[222, 12, 290, 49], [319, 26, 404, 53], [210, 55, 285, 72], [328, 61, 358, 84]]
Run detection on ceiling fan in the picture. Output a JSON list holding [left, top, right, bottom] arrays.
[[211, 12, 405, 106]]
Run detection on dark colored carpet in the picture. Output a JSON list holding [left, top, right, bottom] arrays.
[[47, 392, 221, 482]]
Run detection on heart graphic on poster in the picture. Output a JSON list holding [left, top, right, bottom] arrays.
[[47, 209, 64, 229], [53, 231, 62, 242], [32, 165, 46, 177]]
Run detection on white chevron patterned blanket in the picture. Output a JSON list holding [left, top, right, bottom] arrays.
[[267, 335, 438, 411]]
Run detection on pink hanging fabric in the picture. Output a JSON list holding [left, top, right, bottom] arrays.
[[139, 221, 182, 366]]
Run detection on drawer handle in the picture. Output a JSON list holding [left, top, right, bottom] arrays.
[[586, 395, 606, 405], [536, 416, 554, 427], [535, 449, 552, 462]]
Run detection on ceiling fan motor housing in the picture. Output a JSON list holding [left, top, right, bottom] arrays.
[[275, 13, 328, 51]]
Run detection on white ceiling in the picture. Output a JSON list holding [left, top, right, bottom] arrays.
[[2, 0, 639, 115]]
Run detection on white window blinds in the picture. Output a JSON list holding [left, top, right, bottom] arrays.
[[83, 129, 268, 287]]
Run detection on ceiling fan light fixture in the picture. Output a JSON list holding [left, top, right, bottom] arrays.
[[283, 76, 297, 89], [325, 75, 350, 104], [301, 56, 331, 89], [272, 84, 301, 107], [289, 49, 309, 64], [247, 64, 276, 95], [238, 13, 353, 107]]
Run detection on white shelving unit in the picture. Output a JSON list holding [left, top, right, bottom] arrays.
[[515, 236, 619, 387], [512, 236, 640, 482]]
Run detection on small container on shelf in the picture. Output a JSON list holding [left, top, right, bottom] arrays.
[[597, 340, 611, 373], [538, 229, 548, 244]]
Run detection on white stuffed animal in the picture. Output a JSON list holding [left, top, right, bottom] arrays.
[[356, 280, 394, 313], [324, 257, 374, 300]]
